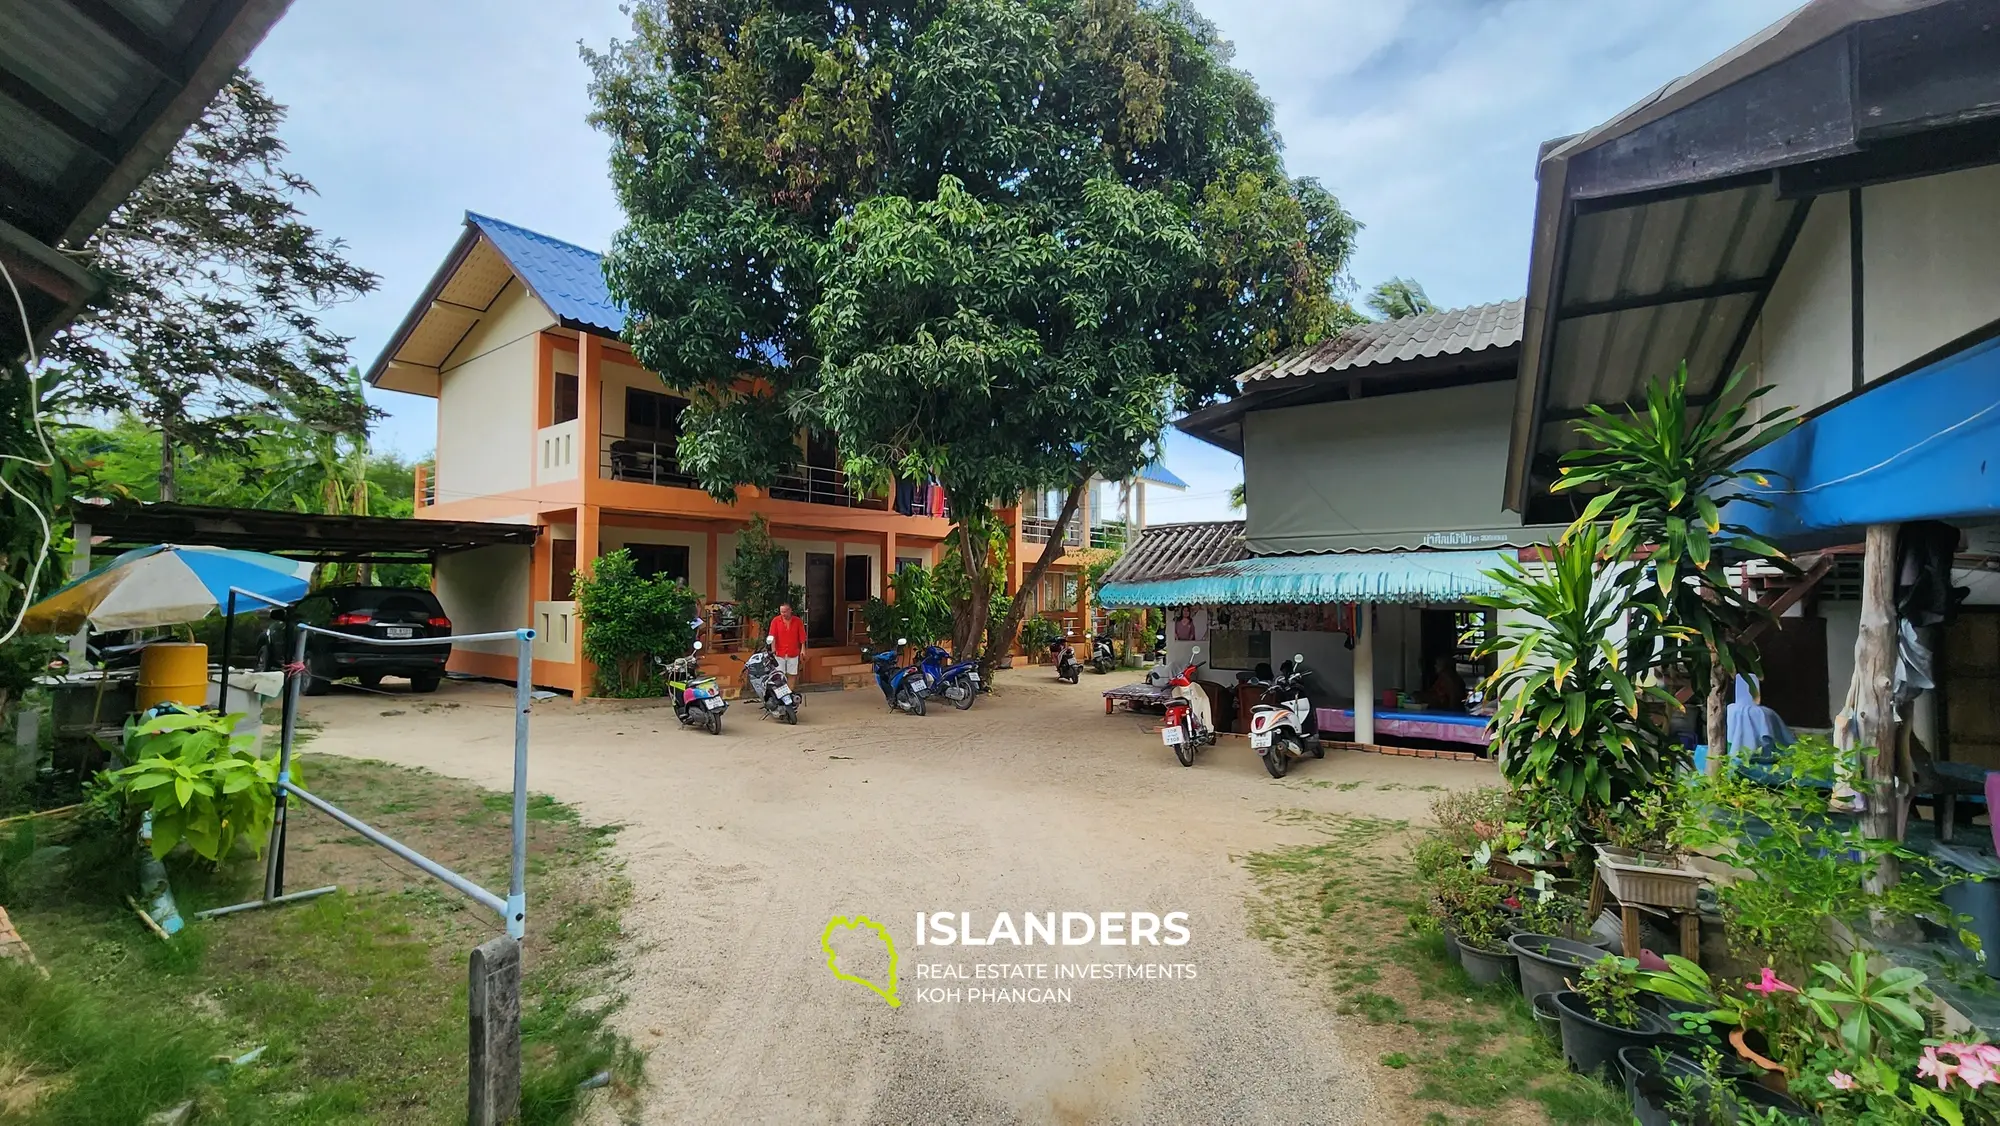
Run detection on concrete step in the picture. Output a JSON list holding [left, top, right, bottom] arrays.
[[826, 662, 874, 678]]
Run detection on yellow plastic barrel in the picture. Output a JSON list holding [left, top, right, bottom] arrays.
[[137, 642, 209, 710]]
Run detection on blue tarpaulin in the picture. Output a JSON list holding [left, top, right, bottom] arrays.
[[1095, 550, 1509, 608], [1732, 334, 2000, 547]]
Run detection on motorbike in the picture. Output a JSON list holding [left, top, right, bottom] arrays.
[[871, 638, 932, 715], [660, 639, 728, 735], [1052, 633, 1082, 683], [1248, 654, 1324, 779], [1161, 645, 1216, 767], [918, 644, 980, 710], [1089, 633, 1116, 675], [741, 636, 801, 724]]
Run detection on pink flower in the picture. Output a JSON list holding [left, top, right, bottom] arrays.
[[1920, 1047, 1959, 1090], [1959, 1056, 1999, 1089], [1744, 968, 1798, 996], [1827, 1070, 1856, 1091], [1941, 1042, 2000, 1069]]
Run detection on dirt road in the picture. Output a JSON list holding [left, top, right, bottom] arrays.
[[301, 671, 1496, 1124]]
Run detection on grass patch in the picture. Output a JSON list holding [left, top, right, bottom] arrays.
[[1243, 808, 1628, 1124], [0, 755, 638, 1124]]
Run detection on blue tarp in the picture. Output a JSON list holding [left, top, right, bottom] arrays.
[[1095, 550, 1508, 608], [1731, 334, 2000, 547]]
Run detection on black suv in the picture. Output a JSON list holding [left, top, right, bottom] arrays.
[[263, 586, 454, 695]]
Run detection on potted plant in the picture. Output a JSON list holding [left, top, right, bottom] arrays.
[[1509, 884, 1610, 1001], [1550, 954, 1671, 1079], [1428, 859, 1515, 987]]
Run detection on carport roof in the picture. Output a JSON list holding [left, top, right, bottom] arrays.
[[1506, 0, 2000, 513], [72, 499, 539, 564]]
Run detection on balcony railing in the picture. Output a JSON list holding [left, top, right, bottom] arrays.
[[768, 462, 855, 507], [1089, 523, 1126, 550], [1022, 515, 1082, 546], [415, 463, 436, 508], [538, 419, 580, 484], [601, 432, 699, 489]]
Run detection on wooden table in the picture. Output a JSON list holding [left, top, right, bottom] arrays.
[[1587, 870, 1702, 967]]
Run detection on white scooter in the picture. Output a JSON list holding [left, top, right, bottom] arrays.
[[1248, 654, 1324, 778], [1161, 645, 1216, 767]]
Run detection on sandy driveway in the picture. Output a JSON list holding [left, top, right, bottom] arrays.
[[301, 671, 1496, 1125]]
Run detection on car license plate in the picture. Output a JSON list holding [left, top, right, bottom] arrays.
[[385, 627, 414, 639], [1162, 726, 1185, 746], [703, 697, 724, 710], [1250, 732, 1272, 749]]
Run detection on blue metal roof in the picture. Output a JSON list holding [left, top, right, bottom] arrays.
[[1137, 460, 1187, 489], [466, 212, 627, 336], [1096, 550, 1510, 609]]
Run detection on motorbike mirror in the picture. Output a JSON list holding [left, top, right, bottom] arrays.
[[1190, 645, 1201, 656], [897, 637, 908, 646], [1293, 653, 1305, 664], [766, 635, 776, 645], [693, 640, 704, 651]]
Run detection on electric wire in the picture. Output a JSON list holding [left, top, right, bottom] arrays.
[[0, 255, 57, 646]]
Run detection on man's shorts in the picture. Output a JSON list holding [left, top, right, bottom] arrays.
[[778, 655, 800, 676]]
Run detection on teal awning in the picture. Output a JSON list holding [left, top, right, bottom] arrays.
[[1096, 551, 1510, 609]]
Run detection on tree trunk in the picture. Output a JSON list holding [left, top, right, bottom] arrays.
[[1854, 522, 1901, 891], [950, 518, 991, 659], [157, 420, 176, 501], [980, 475, 1087, 674], [1704, 650, 1728, 776]]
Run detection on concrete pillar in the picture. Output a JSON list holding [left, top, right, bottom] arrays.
[[578, 332, 603, 481], [468, 936, 521, 1126], [1354, 603, 1375, 744], [575, 506, 600, 695], [884, 530, 899, 603]]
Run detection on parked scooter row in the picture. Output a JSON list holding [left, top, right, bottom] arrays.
[[868, 639, 986, 715], [1048, 630, 1128, 683], [656, 628, 803, 736], [1159, 646, 1324, 776]]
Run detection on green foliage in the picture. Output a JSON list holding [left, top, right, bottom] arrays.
[[574, 548, 698, 696], [45, 75, 379, 500], [1018, 615, 1064, 654], [586, 0, 1358, 667], [107, 710, 279, 863], [1554, 363, 1799, 697], [1576, 954, 1642, 1028], [2, 361, 67, 637], [724, 515, 803, 627], [1803, 950, 1930, 1057], [0, 632, 62, 718], [1474, 524, 1684, 821], [1366, 277, 1435, 320], [860, 563, 955, 651], [1673, 734, 1967, 977]]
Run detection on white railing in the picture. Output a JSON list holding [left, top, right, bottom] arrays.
[[600, 431, 698, 488], [537, 420, 579, 484], [531, 601, 577, 664], [1022, 515, 1082, 545]]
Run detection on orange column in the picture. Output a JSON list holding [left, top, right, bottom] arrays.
[[833, 540, 847, 644], [576, 504, 601, 695], [578, 331, 604, 488], [1002, 504, 1023, 595], [705, 529, 719, 605], [884, 530, 899, 603]]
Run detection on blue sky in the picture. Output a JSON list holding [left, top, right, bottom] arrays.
[[246, 0, 1802, 521]]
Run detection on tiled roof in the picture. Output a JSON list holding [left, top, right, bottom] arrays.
[[1237, 300, 1524, 387], [466, 212, 626, 336], [1099, 520, 1247, 586]]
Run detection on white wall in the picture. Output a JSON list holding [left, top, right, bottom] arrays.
[[1746, 164, 2000, 418], [1161, 606, 1425, 704], [435, 545, 531, 656], [436, 282, 552, 501]]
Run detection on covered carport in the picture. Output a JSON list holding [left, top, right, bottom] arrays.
[[71, 498, 540, 569]]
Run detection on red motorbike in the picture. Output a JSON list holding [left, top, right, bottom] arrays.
[[1160, 646, 1215, 768]]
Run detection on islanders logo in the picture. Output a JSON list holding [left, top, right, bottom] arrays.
[[821, 914, 901, 1008]]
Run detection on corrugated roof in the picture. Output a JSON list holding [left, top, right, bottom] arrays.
[[1136, 460, 1186, 490], [465, 212, 625, 336], [1097, 521, 1246, 587], [1097, 550, 1510, 609], [1236, 301, 1524, 387]]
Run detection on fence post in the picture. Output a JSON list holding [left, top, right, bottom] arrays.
[[468, 936, 522, 1126]]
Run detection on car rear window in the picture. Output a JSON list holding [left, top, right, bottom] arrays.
[[325, 587, 443, 615]]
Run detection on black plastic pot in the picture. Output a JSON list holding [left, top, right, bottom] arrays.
[[1530, 991, 1563, 1043], [1508, 933, 1604, 1001], [1631, 1074, 1708, 1126], [1733, 1083, 1816, 1122], [1550, 989, 1670, 1080], [1457, 938, 1518, 988], [1443, 930, 1463, 968]]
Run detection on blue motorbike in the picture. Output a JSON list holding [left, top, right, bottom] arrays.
[[870, 638, 932, 715], [918, 644, 981, 710]]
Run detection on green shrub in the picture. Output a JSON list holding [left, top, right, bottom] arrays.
[[106, 709, 278, 863], [574, 548, 698, 696], [1018, 615, 1063, 655], [725, 515, 804, 627]]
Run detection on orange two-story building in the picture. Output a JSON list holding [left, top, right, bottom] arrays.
[[365, 214, 1179, 695]]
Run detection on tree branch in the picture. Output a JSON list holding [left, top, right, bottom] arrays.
[[981, 473, 1088, 672]]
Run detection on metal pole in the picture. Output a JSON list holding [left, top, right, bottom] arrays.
[[263, 626, 308, 901], [508, 629, 531, 939], [219, 588, 236, 714]]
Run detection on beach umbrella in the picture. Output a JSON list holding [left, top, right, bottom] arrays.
[[23, 545, 315, 633]]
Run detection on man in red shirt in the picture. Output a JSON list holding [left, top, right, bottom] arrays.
[[769, 603, 808, 677]]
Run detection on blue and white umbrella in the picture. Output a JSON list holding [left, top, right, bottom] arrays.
[[24, 544, 315, 633]]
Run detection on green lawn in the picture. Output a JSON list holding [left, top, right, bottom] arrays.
[[0, 755, 639, 1125]]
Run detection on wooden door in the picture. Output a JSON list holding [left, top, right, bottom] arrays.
[[805, 553, 837, 644]]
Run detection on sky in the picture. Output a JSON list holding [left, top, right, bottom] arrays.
[[245, 0, 1804, 523]]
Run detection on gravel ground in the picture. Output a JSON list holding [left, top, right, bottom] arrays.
[[301, 669, 1497, 1124]]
